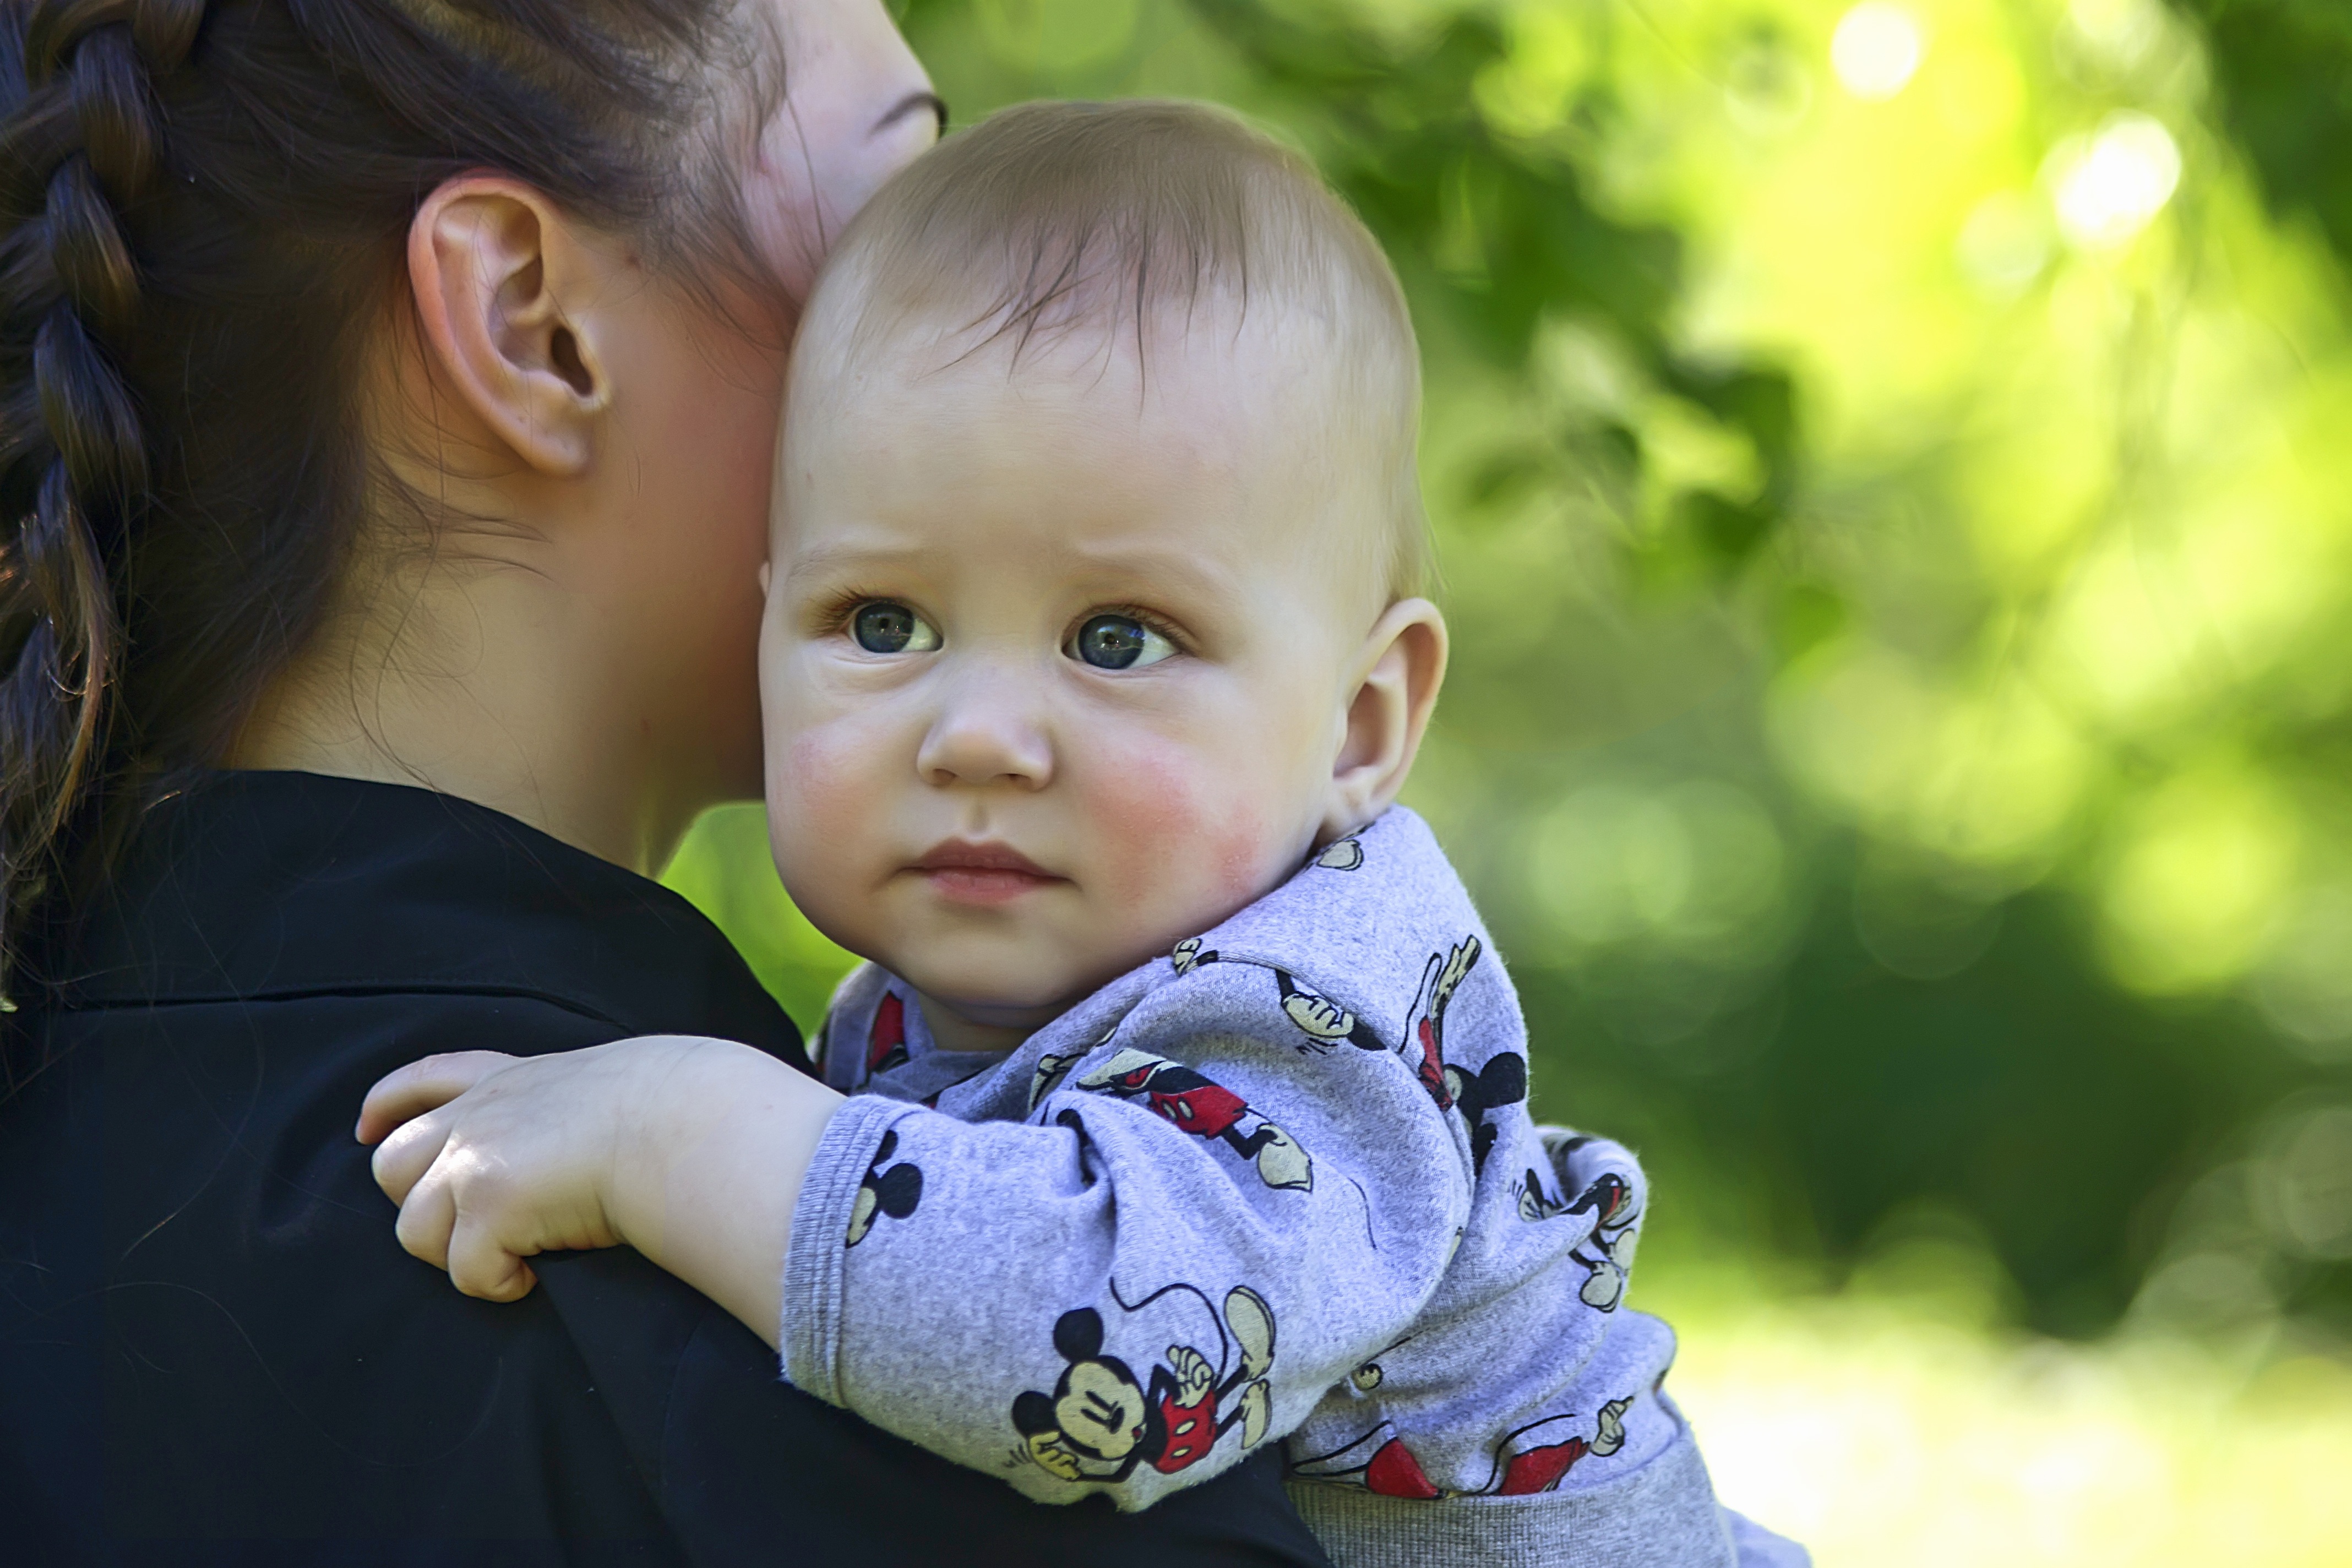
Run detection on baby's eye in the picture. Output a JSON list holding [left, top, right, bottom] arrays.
[[851, 601, 941, 655], [1068, 613, 1177, 671]]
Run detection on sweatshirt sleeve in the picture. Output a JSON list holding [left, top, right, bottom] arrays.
[[778, 957, 1475, 1511]]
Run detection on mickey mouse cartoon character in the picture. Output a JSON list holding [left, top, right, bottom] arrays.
[[1268, 968, 1388, 1052], [1407, 936, 1482, 1109], [1169, 933, 1387, 1055], [1520, 1160, 1642, 1310], [1313, 837, 1365, 872], [845, 1128, 922, 1248], [1290, 1396, 1634, 1499], [1265, 937, 1494, 1095], [1072, 1049, 1313, 1191], [1011, 1286, 1277, 1485], [1563, 1170, 1641, 1310]]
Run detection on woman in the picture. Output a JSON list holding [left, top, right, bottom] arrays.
[[0, 2, 1330, 1563]]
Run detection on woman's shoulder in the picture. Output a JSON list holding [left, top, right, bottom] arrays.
[[53, 769, 798, 1051], [0, 980, 685, 1545], [0, 772, 805, 1548]]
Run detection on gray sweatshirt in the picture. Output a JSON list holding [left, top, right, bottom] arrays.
[[782, 808, 1805, 1567]]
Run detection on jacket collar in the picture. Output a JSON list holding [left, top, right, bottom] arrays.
[[52, 770, 798, 1050]]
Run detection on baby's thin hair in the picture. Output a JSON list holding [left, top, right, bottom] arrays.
[[803, 99, 1431, 601]]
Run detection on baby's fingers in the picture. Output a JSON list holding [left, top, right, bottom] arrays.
[[391, 1167, 459, 1273], [446, 1213, 538, 1303], [370, 1111, 451, 1206], [357, 1052, 519, 1145]]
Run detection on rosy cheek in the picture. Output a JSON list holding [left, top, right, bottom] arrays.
[[1083, 738, 1281, 923], [1210, 815, 1273, 905], [769, 725, 876, 874]]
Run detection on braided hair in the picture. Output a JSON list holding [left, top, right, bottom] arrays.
[[0, 0, 765, 1021]]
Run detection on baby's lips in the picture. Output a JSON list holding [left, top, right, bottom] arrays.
[[907, 838, 1061, 880]]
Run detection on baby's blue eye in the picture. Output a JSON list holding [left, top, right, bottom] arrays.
[[1069, 614, 1176, 671], [852, 601, 940, 654]]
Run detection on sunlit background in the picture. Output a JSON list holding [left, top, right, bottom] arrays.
[[668, 0, 2352, 1558]]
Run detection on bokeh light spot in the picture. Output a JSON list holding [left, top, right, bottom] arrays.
[[1957, 190, 2052, 296], [2097, 770, 2296, 994], [2256, 1106, 2352, 1262], [2065, 0, 2165, 74], [2050, 112, 2182, 251], [1832, 3, 1925, 101], [2252, 891, 2352, 1061]]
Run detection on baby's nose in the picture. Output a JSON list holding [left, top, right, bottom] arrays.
[[914, 677, 1055, 790]]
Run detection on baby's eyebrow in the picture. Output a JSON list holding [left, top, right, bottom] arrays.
[[784, 540, 1244, 604], [783, 543, 933, 584]]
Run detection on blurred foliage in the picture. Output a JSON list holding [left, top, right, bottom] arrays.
[[2179, 0, 2352, 268], [672, 0, 2352, 1389]]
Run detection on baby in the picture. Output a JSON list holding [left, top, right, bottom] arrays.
[[362, 101, 1804, 1568]]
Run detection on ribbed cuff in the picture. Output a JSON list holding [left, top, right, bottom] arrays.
[[778, 1095, 916, 1405], [1284, 1428, 1743, 1568]]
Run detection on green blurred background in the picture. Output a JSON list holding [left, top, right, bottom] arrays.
[[668, 0, 2352, 1556]]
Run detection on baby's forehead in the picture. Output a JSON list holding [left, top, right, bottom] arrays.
[[804, 301, 1358, 503], [799, 284, 1379, 486], [780, 302, 1397, 614], [774, 98, 1430, 590]]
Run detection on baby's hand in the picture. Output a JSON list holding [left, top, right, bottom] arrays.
[[358, 1042, 677, 1302], [358, 1036, 843, 1345]]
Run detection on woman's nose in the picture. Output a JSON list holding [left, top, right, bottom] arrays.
[[914, 674, 1055, 791]]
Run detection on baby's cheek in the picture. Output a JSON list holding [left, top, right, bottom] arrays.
[[771, 727, 859, 836], [767, 723, 890, 905], [1084, 739, 1284, 932]]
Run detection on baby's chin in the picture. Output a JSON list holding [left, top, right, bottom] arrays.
[[895, 948, 1151, 1032], [917, 989, 1074, 1034]]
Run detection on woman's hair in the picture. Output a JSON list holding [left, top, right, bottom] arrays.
[[0, 0, 770, 1012]]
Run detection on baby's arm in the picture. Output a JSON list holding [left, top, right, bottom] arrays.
[[786, 967, 1473, 1512], [358, 1036, 844, 1347]]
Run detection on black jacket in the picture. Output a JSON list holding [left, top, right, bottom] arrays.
[[0, 771, 1330, 1568]]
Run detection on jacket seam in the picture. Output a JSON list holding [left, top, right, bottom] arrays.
[[45, 982, 632, 1028]]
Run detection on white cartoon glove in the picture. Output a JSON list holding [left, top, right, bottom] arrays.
[[1167, 1344, 1216, 1408], [1282, 989, 1357, 1043], [1592, 1396, 1632, 1457]]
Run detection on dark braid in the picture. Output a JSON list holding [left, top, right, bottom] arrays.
[[0, 0, 762, 1023], [0, 1, 194, 1012]]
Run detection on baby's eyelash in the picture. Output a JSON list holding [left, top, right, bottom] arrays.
[[809, 586, 895, 634], [805, 591, 1193, 654], [1085, 603, 1193, 655]]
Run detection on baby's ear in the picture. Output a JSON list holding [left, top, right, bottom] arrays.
[[1322, 598, 1448, 841]]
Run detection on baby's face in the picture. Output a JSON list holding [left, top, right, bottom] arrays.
[[761, 315, 1387, 1036]]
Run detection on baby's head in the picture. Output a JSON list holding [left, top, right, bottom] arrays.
[[761, 100, 1446, 1046]]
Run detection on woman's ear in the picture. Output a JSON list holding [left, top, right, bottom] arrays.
[[1322, 598, 1449, 842], [406, 177, 615, 478]]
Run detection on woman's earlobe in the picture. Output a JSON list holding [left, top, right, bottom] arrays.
[[407, 177, 613, 478]]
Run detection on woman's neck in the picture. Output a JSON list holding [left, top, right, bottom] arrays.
[[231, 548, 740, 878], [235, 260, 776, 879]]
